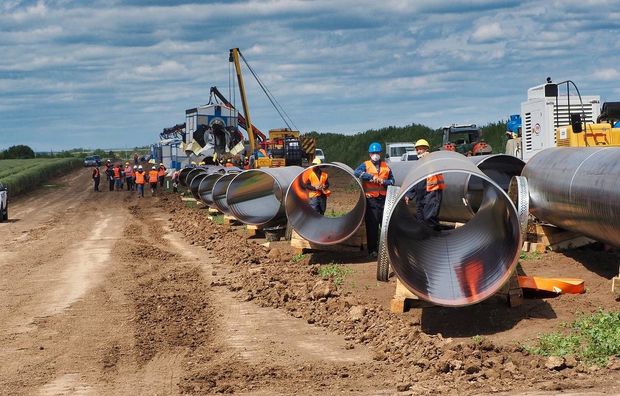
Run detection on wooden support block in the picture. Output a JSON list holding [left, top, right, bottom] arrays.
[[246, 224, 263, 238], [549, 236, 596, 251], [289, 229, 366, 253], [223, 215, 240, 225], [390, 279, 433, 313], [612, 277, 620, 295], [208, 207, 220, 214], [181, 197, 196, 202]]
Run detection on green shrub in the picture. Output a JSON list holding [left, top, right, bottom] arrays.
[[318, 263, 353, 285]]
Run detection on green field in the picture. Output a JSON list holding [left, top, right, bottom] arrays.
[[0, 158, 82, 196]]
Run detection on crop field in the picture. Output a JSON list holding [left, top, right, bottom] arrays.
[[0, 158, 82, 196]]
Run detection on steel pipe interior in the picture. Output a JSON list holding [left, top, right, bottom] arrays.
[[227, 166, 303, 226], [198, 168, 242, 206], [285, 162, 366, 244], [386, 151, 521, 306], [212, 173, 238, 215], [523, 147, 620, 247], [189, 172, 208, 201]]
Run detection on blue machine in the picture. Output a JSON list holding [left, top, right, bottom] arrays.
[[506, 114, 522, 134]]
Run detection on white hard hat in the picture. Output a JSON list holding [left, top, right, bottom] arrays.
[[138, 165, 143, 169]]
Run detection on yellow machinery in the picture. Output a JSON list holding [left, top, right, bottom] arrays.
[[556, 102, 620, 148]]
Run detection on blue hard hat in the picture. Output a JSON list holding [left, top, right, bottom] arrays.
[[368, 142, 382, 153]]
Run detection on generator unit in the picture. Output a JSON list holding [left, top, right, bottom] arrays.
[[520, 82, 601, 162]]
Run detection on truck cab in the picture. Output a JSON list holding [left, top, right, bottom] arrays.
[[385, 142, 416, 163]]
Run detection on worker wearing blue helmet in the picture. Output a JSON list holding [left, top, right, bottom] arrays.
[[354, 142, 395, 258]]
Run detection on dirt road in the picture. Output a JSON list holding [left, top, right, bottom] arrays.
[[1, 168, 619, 395]]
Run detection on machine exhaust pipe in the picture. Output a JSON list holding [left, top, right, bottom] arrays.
[[227, 166, 303, 226], [386, 151, 522, 306], [522, 147, 620, 247], [285, 163, 366, 244]]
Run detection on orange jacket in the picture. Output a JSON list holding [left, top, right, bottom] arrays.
[[302, 170, 330, 198], [135, 171, 145, 185], [148, 170, 158, 183], [158, 167, 166, 177], [362, 160, 390, 198], [113, 167, 121, 179], [426, 174, 445, 192]]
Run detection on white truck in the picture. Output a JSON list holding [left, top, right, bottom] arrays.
[[0, 183, 7, 222], [385, 142, 416, 163]]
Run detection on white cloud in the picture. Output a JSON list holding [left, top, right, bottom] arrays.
[[471, 22, 504, 43], [592, 68, 619, 81]]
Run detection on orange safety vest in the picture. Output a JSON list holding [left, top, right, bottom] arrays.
[[113, 167, 121, 179], [135, 172, 145, 185], [362, 160, 390, 198], [124, 166, 133, 177], [426, 174, 445, 192], [225, 162, 234, 168], [302, 169, 330, 198], [149, 170, 158, 183], [158, 167, 166, 177]]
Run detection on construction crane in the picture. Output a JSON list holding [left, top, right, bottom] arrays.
[[228, 47, 314, 168]]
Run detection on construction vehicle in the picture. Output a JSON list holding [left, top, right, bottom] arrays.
[[441, 124, 492, 156], [507, 78, 620, 161], [385, 142, 415, 163], [228, 48, 315, 168]]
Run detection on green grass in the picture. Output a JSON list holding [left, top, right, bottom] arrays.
[[318, 263, 353, 286], [471, 335, 484, 344], [210, 214, 224, 225], [0, 158, 82, 196], [520, 251, 542, 260], [524, 310, 620, 365], [325, 209, 349, 218], [291, 253, 306, 263]]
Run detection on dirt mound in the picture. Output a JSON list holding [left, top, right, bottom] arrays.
[[163, 194, 620, 393]]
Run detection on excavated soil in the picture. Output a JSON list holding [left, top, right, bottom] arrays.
[[0, 168, 618, 395]]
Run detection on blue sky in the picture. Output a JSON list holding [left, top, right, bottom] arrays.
[[0, 0, 618, 151]]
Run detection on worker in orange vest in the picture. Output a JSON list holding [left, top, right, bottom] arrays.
[[148, 166, 159, 196], [404, 139, 445, 231], [354, 142, 395, 258], [135, 165, 145, 198], [157, 163, 167, 188], [302, 158, 331, 215], [112, 163, 122, 191], [225, 159, 234, 168]]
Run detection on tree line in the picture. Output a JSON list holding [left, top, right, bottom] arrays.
[[306, 120, 509, 167]]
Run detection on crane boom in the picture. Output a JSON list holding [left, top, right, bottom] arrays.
[[229, 48, 255, 154]]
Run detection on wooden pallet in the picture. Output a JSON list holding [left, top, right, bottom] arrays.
[[390, 270, 523, 313], [290, 227, 366, 255], [524, 223, 596, 252]]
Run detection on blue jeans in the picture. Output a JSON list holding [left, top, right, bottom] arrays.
[[137, 184, 144, 197], [309, 196, 327, 215]]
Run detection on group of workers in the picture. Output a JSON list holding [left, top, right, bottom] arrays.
[[302, 139, 444, 258], [92, 160, 167, 198]]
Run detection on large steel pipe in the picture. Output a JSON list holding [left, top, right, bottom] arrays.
[[227, 166, 303, 226], [178, 167, 193, 187], [523, 147, 620, 247], [386, 151, 522, 306], [198, 168, 242, 206], [389, 155, 524, 222], [189, 170, 209, 201], [285, 163, 366, 244], [212, 173, 239, 215]]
